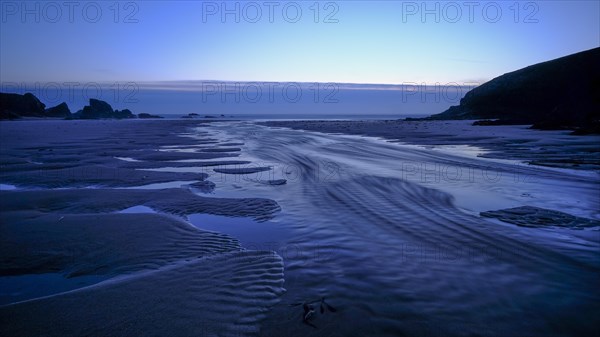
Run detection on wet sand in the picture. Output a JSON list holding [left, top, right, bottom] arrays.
[[0, 120, 285, 336], [208, 120, 599, 337], [1, 119, 599, 337]]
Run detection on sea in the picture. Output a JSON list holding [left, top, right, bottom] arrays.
[[0, 81, 476, 119]]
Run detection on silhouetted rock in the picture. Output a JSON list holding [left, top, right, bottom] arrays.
[[182, 113, 200, 119], [113, 109, 135, 119], [77, 99, 135, 119], [80, 99, 115, 119], [428, 48, 600, 133], [0, 92, 46, 119], [44, 102, 71, 118], [138, 113, 163, 119], [0, 93, 137, 120]]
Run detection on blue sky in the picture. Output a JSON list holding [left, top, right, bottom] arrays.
[[1, 1, 598, 84]]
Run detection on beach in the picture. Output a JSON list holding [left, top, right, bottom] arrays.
[[0, 120, 285, 336], [1, 119, 599, 337]]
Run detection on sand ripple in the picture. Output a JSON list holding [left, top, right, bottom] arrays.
[[1, 249, 284, 337]]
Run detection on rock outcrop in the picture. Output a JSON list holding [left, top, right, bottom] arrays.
[[181, 113, 200, 119], [1, 93, 136, 120], [138, 113, 163, 119], [44, 102, 71, 118], [113, 109, 135, 119], [0, 93, 46, 119], [74, 99, 135, 119], [427, 48, 600, 134]]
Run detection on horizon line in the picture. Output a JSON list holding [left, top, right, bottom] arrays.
[[1, 79, 487, 90]]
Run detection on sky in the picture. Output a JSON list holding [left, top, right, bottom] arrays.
[[1, 0, 599, 85]]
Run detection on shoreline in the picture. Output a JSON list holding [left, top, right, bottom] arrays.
[[261, 119, 600, 171]]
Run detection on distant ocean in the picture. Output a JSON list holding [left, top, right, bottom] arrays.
[[1, 81, 475, 119], [168, 114, 421, 120]]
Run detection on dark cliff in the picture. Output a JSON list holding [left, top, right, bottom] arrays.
[[428, 48, 600, 133]]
